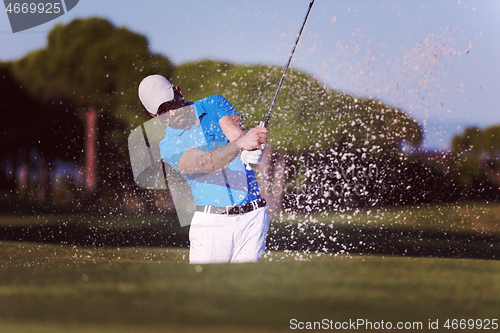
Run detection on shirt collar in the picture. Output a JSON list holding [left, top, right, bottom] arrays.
[[192, 101, 206, 122]]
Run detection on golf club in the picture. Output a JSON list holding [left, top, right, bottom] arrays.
[[263, 0, 315, 129]]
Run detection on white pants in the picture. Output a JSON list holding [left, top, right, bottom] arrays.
[[189, 207, 269, 264]]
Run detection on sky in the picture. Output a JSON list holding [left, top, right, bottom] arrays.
[[1, 0, 499, 150]]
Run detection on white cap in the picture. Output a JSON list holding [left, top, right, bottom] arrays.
[[138, 75, 175, 115]]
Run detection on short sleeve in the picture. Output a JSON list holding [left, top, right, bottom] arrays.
[[207, 95, 239, 120]]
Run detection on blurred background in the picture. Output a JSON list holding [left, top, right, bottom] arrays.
[[1, 0, 499, 223]]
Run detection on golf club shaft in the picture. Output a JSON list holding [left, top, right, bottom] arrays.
[[263, 0, 315, 129]]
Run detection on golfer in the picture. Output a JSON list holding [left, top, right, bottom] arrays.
[[138, 74, 269, 264]]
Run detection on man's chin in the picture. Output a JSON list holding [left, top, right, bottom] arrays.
[[169, 120, 189, 129]]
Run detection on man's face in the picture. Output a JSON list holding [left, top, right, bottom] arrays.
[[155, 86, 196, 129], [157, 104, 197, 129]]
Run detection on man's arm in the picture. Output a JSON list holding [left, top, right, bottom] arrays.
[[177, 119, 267, 174], [219, 114, 246, 142], [220, 114, 267, 168], [177, 143, 241, 174]]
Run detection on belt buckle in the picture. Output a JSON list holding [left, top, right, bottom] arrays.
[[226, 204, 236, 215], [251, 200, 258, 210]]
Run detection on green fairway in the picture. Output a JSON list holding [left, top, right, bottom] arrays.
[[280, 201, 500, 235], [1, 201, 499, 331], [2, 202, 500, 259], [1, 242, 499, 332]]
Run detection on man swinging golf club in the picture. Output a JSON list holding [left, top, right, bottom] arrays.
[[138, 74, 269, 264]]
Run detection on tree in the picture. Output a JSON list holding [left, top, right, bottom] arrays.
[[9, 17, 173, 202], [451, 125, 500, 200]]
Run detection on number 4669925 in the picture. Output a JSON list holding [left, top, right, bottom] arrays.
[[5, 2, 61, 14], [444, 319, 498, 330]]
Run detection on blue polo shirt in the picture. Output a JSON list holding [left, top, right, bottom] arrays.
[[160, 95, 261, 207]]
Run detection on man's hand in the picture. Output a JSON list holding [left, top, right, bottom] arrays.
[[239, 149, 263, 165], [234, 122, 268, 150]]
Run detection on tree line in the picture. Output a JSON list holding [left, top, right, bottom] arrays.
[[0, 17, 498, 215]]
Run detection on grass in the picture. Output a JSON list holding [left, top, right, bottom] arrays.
[[279, 201, 500, 235], [1, 201, 500, 332], [3, 200, 500, 236], [0, 211, 182, 230], [0, 242, 500, 332]]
